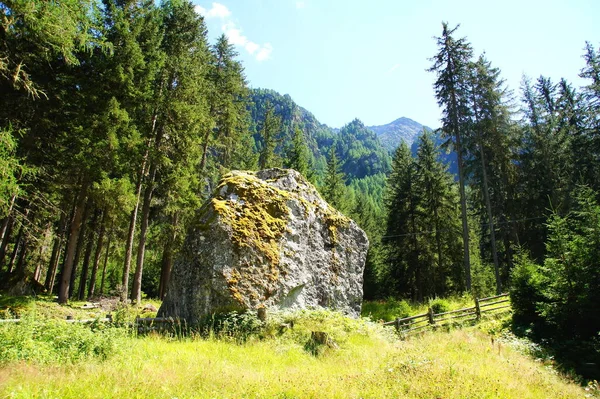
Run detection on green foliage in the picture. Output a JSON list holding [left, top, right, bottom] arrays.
[[257, 101, 283, 169], [334, 119, 391, 179], [322, 145, 348, 212], [361, 298, 412, 322], [509, 251, 544, 325], [429, 298, 451, 314], [0, 316, 126, 364], [510, 186, 600, 339], [383, 133, 463, 300], [0, 127, 23, 217], [285, 126, 311, 179]]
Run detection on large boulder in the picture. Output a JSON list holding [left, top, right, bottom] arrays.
[[158, 169, 369, 323]]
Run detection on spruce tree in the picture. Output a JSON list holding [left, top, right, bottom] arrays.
[[428, 22, 474, 291], [258, 102, 282, 169], [286, 126, 310, 177], [384, 142, 420, 298], [322, 145, 347, 212], [415, 131, 463, 296]]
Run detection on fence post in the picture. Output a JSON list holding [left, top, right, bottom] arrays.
[[427, 307, 435, 325], [395, 317, 400, 331], [475, 298, 481, 319]]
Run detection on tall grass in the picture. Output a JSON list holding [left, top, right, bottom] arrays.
[[0, 323, 590, 398], [0, 296, 592, 398]]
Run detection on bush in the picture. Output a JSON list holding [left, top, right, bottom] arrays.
[[509, 251, 544, 326], [429, 298, 450, 314]]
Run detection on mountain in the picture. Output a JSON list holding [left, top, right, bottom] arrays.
[[368, 117, 432, 151], [247, 88, 391, 181]]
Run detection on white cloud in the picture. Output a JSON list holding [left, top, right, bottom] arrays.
[[296, 1, 306, 9], [222, 22, 247, 46], [245, 42, 260, 55], [195, 2, 231, 19], [222, 21, 273, 62], [194, 5, 206, 15], [255, 43, 273, 62], [197, 2, 273, 62]]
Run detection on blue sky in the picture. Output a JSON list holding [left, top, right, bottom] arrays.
[[194, 0, 599, 128]]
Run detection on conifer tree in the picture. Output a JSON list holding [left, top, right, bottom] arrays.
[[286, 126, 310, 177], [428, 22, 474, 290], [384, 142, 420, 298], [466, 55, 519, 293], [519, 76, 573, 260], [415, 131, 462, 296], [258, 102, 282, 169], [322, 145, 347, 212]]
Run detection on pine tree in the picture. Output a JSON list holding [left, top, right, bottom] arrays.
[[322, 145, 347, 212], [258, 102, 282, 169], [466, 55, 520, 293], [200, 34, 249, 174], [286, 126, 310, 177], [383, 142, 421, 298], [428, 22, 474, 291], [415, 131, 463, 296], [519, 76, 573, 260]]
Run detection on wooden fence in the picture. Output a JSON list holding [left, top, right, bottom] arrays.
[[382, 293, 511, 336]]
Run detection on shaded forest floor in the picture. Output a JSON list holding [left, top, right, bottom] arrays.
[[0, 295, 596, 399]]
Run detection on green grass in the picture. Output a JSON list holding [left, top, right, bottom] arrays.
[[0, 295, 593, 398], [361, 293, 476, 322]]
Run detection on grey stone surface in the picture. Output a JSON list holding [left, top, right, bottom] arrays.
[[158, 169, 369, 323]]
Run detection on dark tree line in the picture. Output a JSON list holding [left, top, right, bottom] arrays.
[[0, 0, 254, 303]]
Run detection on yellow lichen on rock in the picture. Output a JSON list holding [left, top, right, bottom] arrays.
[[208, 171, 299, 306]]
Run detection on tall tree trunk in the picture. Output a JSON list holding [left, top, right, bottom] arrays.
[[33, 222, 52, 282], [455, 134, 471, 291], [0, 194, 17, 244], [7, 230, 22, 273], [87, 210, 107, 299], [122, 148, 150, 303], [100, 232, 112, 296], [477, 138, 501, 294], [0, 216, 14, 270], [44, 210, 68, 292], [158, 212, 178, 300], [78, 209, 99, 300], [433, 207, 443, 297], [58, 182, 88, 304], [199, 128, 212, 173], [0, 196, 16, 244], [8, 208, 29, 273], [131, 164, 157, 304], [14, 233, 28, 274], [69, 200, 91, 298]]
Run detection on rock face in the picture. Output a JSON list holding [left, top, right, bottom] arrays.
[[158, 169, 369, 323]]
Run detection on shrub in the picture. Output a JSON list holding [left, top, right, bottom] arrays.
[[509, 251, 544, 326], [429, 298, 450, 314]]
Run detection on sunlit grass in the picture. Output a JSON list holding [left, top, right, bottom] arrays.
[[0, 319, 589, 398]]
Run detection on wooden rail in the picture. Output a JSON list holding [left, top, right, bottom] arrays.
[[383, 294, 511, 337]]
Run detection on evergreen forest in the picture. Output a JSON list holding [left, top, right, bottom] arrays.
[[1, 0, 600, 377]]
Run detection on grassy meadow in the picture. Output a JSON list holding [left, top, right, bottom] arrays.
[[0, 295, 595, 399]]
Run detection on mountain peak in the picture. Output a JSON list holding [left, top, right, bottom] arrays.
[[368, 117, 432, 151]]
